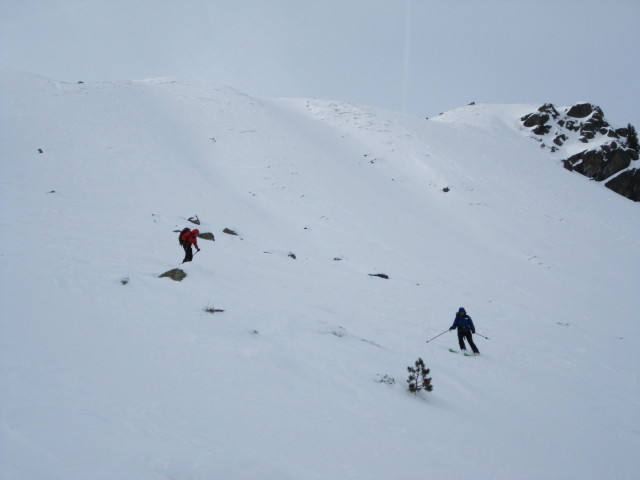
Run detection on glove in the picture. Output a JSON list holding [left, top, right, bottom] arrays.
[[449, 327, 454, 331], [197, 248, 200, 252]]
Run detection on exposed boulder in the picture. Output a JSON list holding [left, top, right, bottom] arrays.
[[538, 102, 560, 119], [567, 103, 596, 118], [521, 112, 551, 135], [521, 112, 550, 129], [563, 147, 634, 182], [606, 169, 640, 201], [196, 232, 215, 241], [607, 129, 620, 139], [564, 120, 581, 132], [553, 134, 568, 146], [159, 268, 187, 281], [579, 107, 608, 143], [534, 124, 552, 136]]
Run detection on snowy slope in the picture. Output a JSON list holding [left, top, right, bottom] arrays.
[[1, 69, 639, 480]]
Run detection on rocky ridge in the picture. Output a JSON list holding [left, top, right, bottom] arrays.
[[520, 103, 639, 201]]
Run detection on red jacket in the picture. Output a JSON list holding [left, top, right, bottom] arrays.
[[181, 229, 199, 249]]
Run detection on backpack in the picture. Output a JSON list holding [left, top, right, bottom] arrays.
[[179, 228, 190, 246]]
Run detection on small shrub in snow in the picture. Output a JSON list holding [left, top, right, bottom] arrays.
[[376, 374, 395, 385], [407, 358, 433, 394]]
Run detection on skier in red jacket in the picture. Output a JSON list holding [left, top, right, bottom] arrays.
[[179, 228, 200, 263]]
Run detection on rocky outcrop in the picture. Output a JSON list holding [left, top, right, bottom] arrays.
[[563, 145, 637, 182], [520, 103, 639, 202], [521, 103, 559, 136], [605, 169, 640, 202]]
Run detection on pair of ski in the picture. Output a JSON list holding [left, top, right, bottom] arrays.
[[449, 348, 477, 357]]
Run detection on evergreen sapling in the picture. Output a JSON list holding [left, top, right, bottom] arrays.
[[627, 124, 639, 152], [407, 358, 433, 394]]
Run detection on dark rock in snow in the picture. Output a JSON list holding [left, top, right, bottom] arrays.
[[159, 268, 187, 281], [567, 103, 596, 118], [521, 112, 550, 129], [607, 129, 620, 139], [605, 169, 640, 201], [563, 148, 633, 182], [553, 134, 568, 146], [369, 273, 389, 279], [538, 103, 560, 119], [534, 123, 552, 136], [197, 232, 215, 241]]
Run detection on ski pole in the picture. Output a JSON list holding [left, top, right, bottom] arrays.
[[426, 329, 450, 343], [474, 332, 489, 340]]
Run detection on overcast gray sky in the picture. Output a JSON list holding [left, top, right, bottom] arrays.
[[2, 0, 639, 127]]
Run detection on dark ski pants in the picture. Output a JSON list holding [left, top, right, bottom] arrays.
[[182, 244, 193, 263], [458, 330, 480, 354]]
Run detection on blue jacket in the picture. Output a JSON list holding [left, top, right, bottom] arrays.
[[451, 313, 475, 333]]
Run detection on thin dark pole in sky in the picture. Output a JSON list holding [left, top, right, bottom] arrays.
[[402, 0, 412, 113]]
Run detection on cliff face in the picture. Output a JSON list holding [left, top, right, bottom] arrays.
[[521, 103, 640, 201]]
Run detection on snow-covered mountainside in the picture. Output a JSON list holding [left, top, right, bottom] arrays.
[[1, 69, 639, 480]]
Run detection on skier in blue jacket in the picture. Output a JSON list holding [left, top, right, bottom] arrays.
[[450, 307, 480, 355]]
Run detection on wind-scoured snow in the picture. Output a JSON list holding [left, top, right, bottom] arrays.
[[1, 69, 638, 480]]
